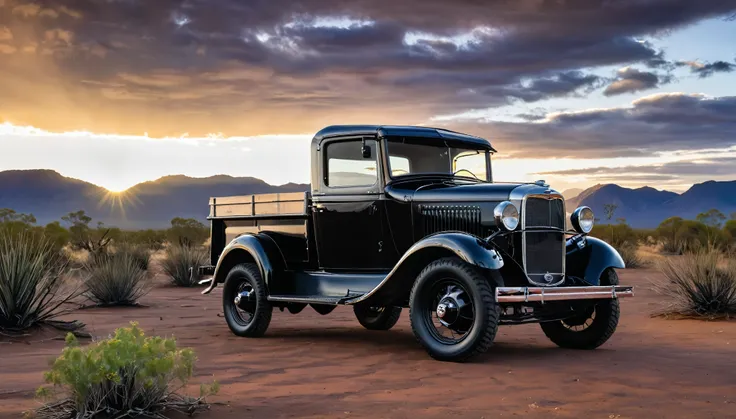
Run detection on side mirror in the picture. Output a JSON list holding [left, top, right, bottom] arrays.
[[361, 139, 372, 159]]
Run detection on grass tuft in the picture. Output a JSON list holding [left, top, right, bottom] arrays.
[[82, 252, 150, 306], [160, 245, 208, 287], [653, 248, 736, 319]]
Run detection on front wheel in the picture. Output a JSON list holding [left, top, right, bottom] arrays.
[[540, 268, 620, 349], [222, 263, 272, 337], [409, 257, 500, 362], [354, 305, 402, 330]]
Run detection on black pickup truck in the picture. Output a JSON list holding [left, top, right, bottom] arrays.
[[199, 125, 633, 362]]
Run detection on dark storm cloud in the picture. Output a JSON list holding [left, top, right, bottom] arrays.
[[677, 60, 736, 78], [1, 0, 736, 136], [445, 93, 736, 158], [603, 67, 673, 96]]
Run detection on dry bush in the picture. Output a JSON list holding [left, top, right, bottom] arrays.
[[161, 245, 208, 287], [31, 322, 218, 419], [653, 248, 736, 319], [83, 252, 150, 306], [615, 244, 647, 269], [0, 232, 83, 333]]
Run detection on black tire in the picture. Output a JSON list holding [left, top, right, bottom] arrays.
[[409, 257, 500, 362], [222, 263, 272, 337], [540, 268, 620, 349], [353, 305, 402, 330]]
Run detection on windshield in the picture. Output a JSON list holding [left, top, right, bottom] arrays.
[[386, 137, 491, 181]]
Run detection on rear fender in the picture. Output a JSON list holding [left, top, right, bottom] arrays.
[[202, 233, 285, 294], [566, 236, 625, 285], [350, 232, 504, 305]]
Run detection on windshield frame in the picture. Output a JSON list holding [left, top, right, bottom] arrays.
[[383, 136, 493, 182]]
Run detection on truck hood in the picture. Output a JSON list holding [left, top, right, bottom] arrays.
[[385, 182, 524, 203]]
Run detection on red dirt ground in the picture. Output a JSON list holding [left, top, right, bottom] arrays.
[[1, 268, 734, 419]]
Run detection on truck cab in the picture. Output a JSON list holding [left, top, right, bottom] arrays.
[[200, 125, 633, 362]]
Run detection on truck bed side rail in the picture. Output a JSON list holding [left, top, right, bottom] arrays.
[[208, 192, 308, 219]]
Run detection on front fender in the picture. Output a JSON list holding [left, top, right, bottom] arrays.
[[202, 233, 285, 294], [407, 232, 505, 271], [566, 236, 625, 285], [350, 232, 503, 305]]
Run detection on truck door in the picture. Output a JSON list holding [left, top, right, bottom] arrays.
[[312, 137, 385, 270]]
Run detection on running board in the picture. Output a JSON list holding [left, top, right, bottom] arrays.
[[496, 285, 634, 303], [268, 293, 364, 305]]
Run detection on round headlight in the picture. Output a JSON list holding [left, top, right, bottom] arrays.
[[571, 206, 594, 234], [494, 201, 519, 231]]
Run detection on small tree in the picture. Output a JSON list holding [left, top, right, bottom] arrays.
[[724, 219, 736, 241], [603, 203, 618, 244], [61, 210, 118, 256], [0, 208, 37, 235], [696, 209, 727, 247], [44, 222, 70, 252], [656, 216, 684, 254]]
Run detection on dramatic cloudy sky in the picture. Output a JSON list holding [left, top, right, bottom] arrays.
[[1, 0, 736, 192]]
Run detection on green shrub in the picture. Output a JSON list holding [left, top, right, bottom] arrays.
[[83, 253, 150, 306], [120, 229, 166, 251], [33, 322, 217, 419], [167, 217, 209, 248], [0, 232, 83, 333], [161, 245, 208, 287], [654, 248, 736, 319]]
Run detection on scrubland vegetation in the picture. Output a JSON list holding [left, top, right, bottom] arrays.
[[591, 205, 736, 319], [2, 204, 734, 417], [30, 323, 217, 419]]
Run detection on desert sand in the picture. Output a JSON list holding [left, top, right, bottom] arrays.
[[1, 268, 734, 419]]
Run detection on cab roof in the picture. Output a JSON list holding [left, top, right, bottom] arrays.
[[312, 125, 495, 152]]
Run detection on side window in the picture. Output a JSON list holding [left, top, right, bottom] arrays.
[[325, 139, 377, 188]]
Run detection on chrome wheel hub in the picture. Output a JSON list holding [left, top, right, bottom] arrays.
[[429, 283, 474, 341]]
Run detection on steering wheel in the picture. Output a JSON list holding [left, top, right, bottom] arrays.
[[453, 169, 480, 179]]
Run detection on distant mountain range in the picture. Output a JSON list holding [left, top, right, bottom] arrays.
[[0, 170, 309, 229], [566, 181, 736, 228], [1, 170, 734, 229]]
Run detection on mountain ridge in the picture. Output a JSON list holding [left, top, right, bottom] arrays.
[[0, 169, 309, 229], [566, 182, 735, 227], [1, 170, 733, 229]]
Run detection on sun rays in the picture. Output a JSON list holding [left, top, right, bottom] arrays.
[[95, 188, 143, 221]]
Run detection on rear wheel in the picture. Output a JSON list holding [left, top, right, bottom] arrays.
[[222, 263, 272, 337], [409, 257, 500, 362], [540, 268, 620, 349], [354, 305, 402, 330]]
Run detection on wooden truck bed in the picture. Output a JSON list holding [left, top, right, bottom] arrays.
[[206, 192, 311, 268], [208, 192, 309, 219]]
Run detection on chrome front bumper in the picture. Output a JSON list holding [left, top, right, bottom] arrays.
[[496, 285, 634, 303]]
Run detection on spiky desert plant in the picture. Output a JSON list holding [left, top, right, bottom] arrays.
[[32, 322, 218, 419], [83, 252, 150, 306], [653, 248, 736, 319], [116, 243, 151, 271], [161, 245, 208, 287], [0, 232, 82, 333]]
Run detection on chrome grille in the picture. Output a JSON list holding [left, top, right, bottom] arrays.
[[522, 194, 565, 286], [419, 205, 483, 237]]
